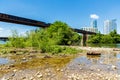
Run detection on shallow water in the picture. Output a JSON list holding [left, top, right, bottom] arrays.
[[87, 43, 120, 48], [0, 58, 9, 65], [67, 53, 120, 74]]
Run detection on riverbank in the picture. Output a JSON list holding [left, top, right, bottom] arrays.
[[0, 46, 120, 80]]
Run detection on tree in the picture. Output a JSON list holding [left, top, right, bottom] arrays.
[[45, 21, 81, 45], [110, 30, 117, 37], [88, 30, 120, 44]]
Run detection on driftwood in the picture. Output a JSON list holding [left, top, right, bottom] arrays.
[[113, 48, 120, 51], [87, 51, 101, 55]]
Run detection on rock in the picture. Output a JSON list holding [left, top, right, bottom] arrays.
[[22, 77, 26, 79], [79, 68, 82, 70], [37, 74, 43, 78], [7, 64, 15, 69], [90, 69, 94, 71], [30, 77, 34, 80], [35, 72, 40, 75], [9, 64, 15, 67], [45, 69, 50, 72], [68, 73, 80, 80], [60, 69, 64, 72], [22, 57, 26, 60], [87, 51, 101, 55], [36, 72, 43, 78], [113, 48, 120, 51], [44, 55, 51, 58], [97, 69, 101, 71], [10, 50, 16, 53], [47, 73, 51, 76], [11, 73, 15, 77], [111, 65, 117, 70], [13, 69, 17, 72], [29, 50, 38, 53], [1, 77, 6, 80], [56, 68, 60, 71]]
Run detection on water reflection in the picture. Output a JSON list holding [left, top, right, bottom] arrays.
[[87, 55, 100, 64], [67, 53, 120, 73], [117, 54, 120, 59]]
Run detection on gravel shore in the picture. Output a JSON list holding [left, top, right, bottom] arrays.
[[0, 46, 120, 80]]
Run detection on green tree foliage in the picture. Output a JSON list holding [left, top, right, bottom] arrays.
[[87, 32, 102, 43], [46, 21, 81, 45], [101, 35, 113, 43], [6, 21, 82, 54], [110, 30, 117, 37], [88, 30, 120, 44]]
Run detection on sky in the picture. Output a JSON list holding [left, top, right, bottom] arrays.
[[0, 0, 120, 37]]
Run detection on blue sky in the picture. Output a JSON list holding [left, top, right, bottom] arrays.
[[0, 0, 120, 37]]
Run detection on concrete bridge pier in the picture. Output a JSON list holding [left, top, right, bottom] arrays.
[[81, 33, 88, 46]]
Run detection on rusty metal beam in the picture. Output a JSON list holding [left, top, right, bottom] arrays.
[[0, 13, 50, 28], [72, 28, 96, 34]]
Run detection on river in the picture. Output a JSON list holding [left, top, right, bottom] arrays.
[[87, 43, 120, 48], [0, 40, 7, 44]]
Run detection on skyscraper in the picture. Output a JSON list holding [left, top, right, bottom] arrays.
[[91, 19, 97, 28], [81, 19, 98, 33], [81, 14, 99, 33], [104, 19, 117, 34], [90, 19, 98, 33]]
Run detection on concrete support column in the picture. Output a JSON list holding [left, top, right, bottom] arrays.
[[81, 33, 87, 46]]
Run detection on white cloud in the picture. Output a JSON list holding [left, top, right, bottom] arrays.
[[90, 14, 99, 19]]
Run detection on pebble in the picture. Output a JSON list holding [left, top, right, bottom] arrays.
[[112, 65, 117, 70], [79, 68, 82, 70], [97, 69, 101, 71], [45, 69, 50, 72], [13, 69, 17, 72], [37, 74, 43, 78], [9, 64, 15, 68], [60, 69, 64, 72], [56, 68, 60, 71], [22, 77, 26, 79], [22, 57, 26, 60], [30, 77, 34, 80], [35, 72, 40, 75], [9, 73, 15, 77], [47, 73, 51, 76]]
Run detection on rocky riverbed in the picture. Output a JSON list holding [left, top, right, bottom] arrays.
[[0, 46, 120, 80]]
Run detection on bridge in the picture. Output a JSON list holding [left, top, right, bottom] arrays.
[[72, 29, 96, 45], [0, 37, 9, 41], [0, 13, 96, 45]]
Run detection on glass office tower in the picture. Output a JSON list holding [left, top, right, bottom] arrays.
[[104, 19, 117, 34]]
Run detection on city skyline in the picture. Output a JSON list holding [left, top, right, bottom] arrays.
[[0, 0, 120, 36], [81, 17, 98, 33]]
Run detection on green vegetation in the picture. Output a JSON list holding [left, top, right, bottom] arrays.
[[88, 30, 120, 44], [10, 54, 75, 69], [5, 21, 82, 54]]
